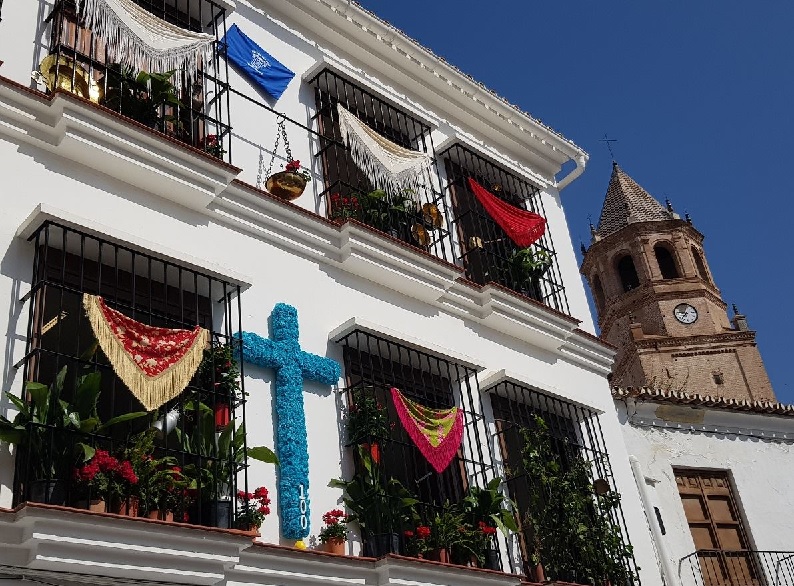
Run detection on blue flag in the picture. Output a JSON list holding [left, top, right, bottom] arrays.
[[222, 24, 295, 100]]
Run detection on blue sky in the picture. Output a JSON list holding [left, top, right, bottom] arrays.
[[357, 0, 794, 402]]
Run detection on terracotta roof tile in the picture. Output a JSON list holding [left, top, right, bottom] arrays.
[[613, 387, 794, 417], [596, 163, 672, 238]]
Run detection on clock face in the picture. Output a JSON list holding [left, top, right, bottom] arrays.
[[674, 303, 698, 324]]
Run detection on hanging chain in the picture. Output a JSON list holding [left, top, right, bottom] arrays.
[[258, 118, 297, 189]]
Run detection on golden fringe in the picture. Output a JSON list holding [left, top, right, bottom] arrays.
[[83, 294, 209, 411]]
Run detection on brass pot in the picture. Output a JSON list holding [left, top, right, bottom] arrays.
[[265, 171, 307, 201]]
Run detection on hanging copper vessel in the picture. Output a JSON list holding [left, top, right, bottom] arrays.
[[266, 171, 307, 201]]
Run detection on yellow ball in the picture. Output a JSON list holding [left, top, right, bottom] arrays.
[[294, 540, 307, 550]]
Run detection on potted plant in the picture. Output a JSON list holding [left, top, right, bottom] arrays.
[[266, 159, 312, 200], [506, 247, 552, 299], [328, 192, 364, 222], [195, 344, 241, 430], [360, 189, 418, 239], [200, 134, 225, 159], [331, 445, 419, 557], [101, 65, 184, 134], [403, 525, 431, 559], [72, 449, 139, 515], [427, 501, 465, 564], [235, 486, 271, 532], [176, 402, 278, 528], [345, 385, 391, 463], [521, 414, 637, 585], [0, 364, 147, 505], [129, 429, 188, 522], [460, 477, 518, 569], [318, 508, 349, 554]]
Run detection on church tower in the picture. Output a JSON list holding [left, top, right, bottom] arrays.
[[580, 162, 775, 402]]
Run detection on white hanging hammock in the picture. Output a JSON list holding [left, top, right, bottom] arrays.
[[336, 103, 432, 200], [76, 0, 214, 81]]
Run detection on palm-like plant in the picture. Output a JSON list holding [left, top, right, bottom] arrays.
[[0, 365, 147, 488]]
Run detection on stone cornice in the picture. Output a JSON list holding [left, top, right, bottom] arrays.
[[633, 330, 757, 350], [0, 79, 240, 212], [3, 76, 607, 373], [614, 387, 794, 418]]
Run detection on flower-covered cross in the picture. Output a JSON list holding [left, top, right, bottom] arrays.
[[237, 303, 341, 540]]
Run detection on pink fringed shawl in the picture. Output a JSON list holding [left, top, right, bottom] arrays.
[[391, 387, 463, 473]]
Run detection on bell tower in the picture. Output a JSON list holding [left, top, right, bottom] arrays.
[[580, 163, 775, 402]]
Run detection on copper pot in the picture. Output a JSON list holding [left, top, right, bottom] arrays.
[[266, 171, 307, 201]]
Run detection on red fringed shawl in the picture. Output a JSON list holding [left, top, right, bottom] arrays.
[[391, 387, 463, 473], [467, 178, 546, 247]]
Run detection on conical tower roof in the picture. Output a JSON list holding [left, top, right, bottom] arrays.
[[596, 162, 672, 238]]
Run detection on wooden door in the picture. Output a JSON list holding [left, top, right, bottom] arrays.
[[675, 470, 760, 586]]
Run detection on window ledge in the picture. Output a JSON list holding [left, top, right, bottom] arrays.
[[0, 504, 531, 586], [0, 77, 241, 212], [0, 503, 254, 584]]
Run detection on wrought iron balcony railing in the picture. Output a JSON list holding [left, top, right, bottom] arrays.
[[681, 549, 794, 586], [6, 221, 249, 529], [41, 0, 232, 163]]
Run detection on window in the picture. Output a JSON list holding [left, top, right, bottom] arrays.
[[310, 69, 450, 260], [675, 469, 758, 586], [14, 221, 246, 526], [592, 275, 606, 314], [654, 245, 680, 279], [336, 330, 502, 564], [491, 382, 639, 583], [617, 254, 640, 291], [439, 144, 569, 314], [713, 372, 725, 386], [44, 0, 231, 159], [693, 247, 710, 282]]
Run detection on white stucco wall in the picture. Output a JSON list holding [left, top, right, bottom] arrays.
[[0, 0, 659, 583], [616, 398, 794, 586]]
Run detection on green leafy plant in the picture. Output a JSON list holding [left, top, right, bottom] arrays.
[[361, 189, 417, 233], [428, 500, 466, 551], [101, 65, 184, 133], [507, 247, 552, 284], [0, 365, 147, 483], [318, 508, 349, 543], [330, 444, 419, 538], [176, 401, 278, 500], [521, 414, 638, 585], [345, 385, 391, 445], [461, 477, 518, 536], [127, 429, 189, 516], [195, 344, 241, 403]]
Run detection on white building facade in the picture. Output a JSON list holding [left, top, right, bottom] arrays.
[[615, 389, 794, 586], [0, 1, 662, 586]]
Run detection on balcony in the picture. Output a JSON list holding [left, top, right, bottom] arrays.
[[40, 0, 232, 163], [681, 550, 794, 586], [0, 221, 266, 530]]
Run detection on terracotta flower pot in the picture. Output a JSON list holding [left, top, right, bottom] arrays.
[[323, 537, 346, 555], [147, 510, 174, 522], [266, 171, 307, 201], [429, 548, 449, 564], [110, 496, 139, 517], [89, 498, 107, 513], [236, 521, 261, 533]]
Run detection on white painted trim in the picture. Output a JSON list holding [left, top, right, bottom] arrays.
[[328, 317, 483, 371], [16, 204, 253, 288], [479, 368, 605, 413]]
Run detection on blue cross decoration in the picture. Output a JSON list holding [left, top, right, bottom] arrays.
[[237, 303, 341, 540]]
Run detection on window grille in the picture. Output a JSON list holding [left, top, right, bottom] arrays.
[[13, 221, 247, 527], [44, 0, 232, 162], [335, 329, 506, 567], [440, 144, 569, 314], [490, 381, 640, 583], [310, 68, 451, 261]]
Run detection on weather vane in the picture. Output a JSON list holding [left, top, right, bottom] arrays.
[[599, 134, 618, 160]]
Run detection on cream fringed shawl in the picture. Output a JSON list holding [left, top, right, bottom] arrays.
[[76, 0, 214, 83], [336, 103, 433, 201]]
